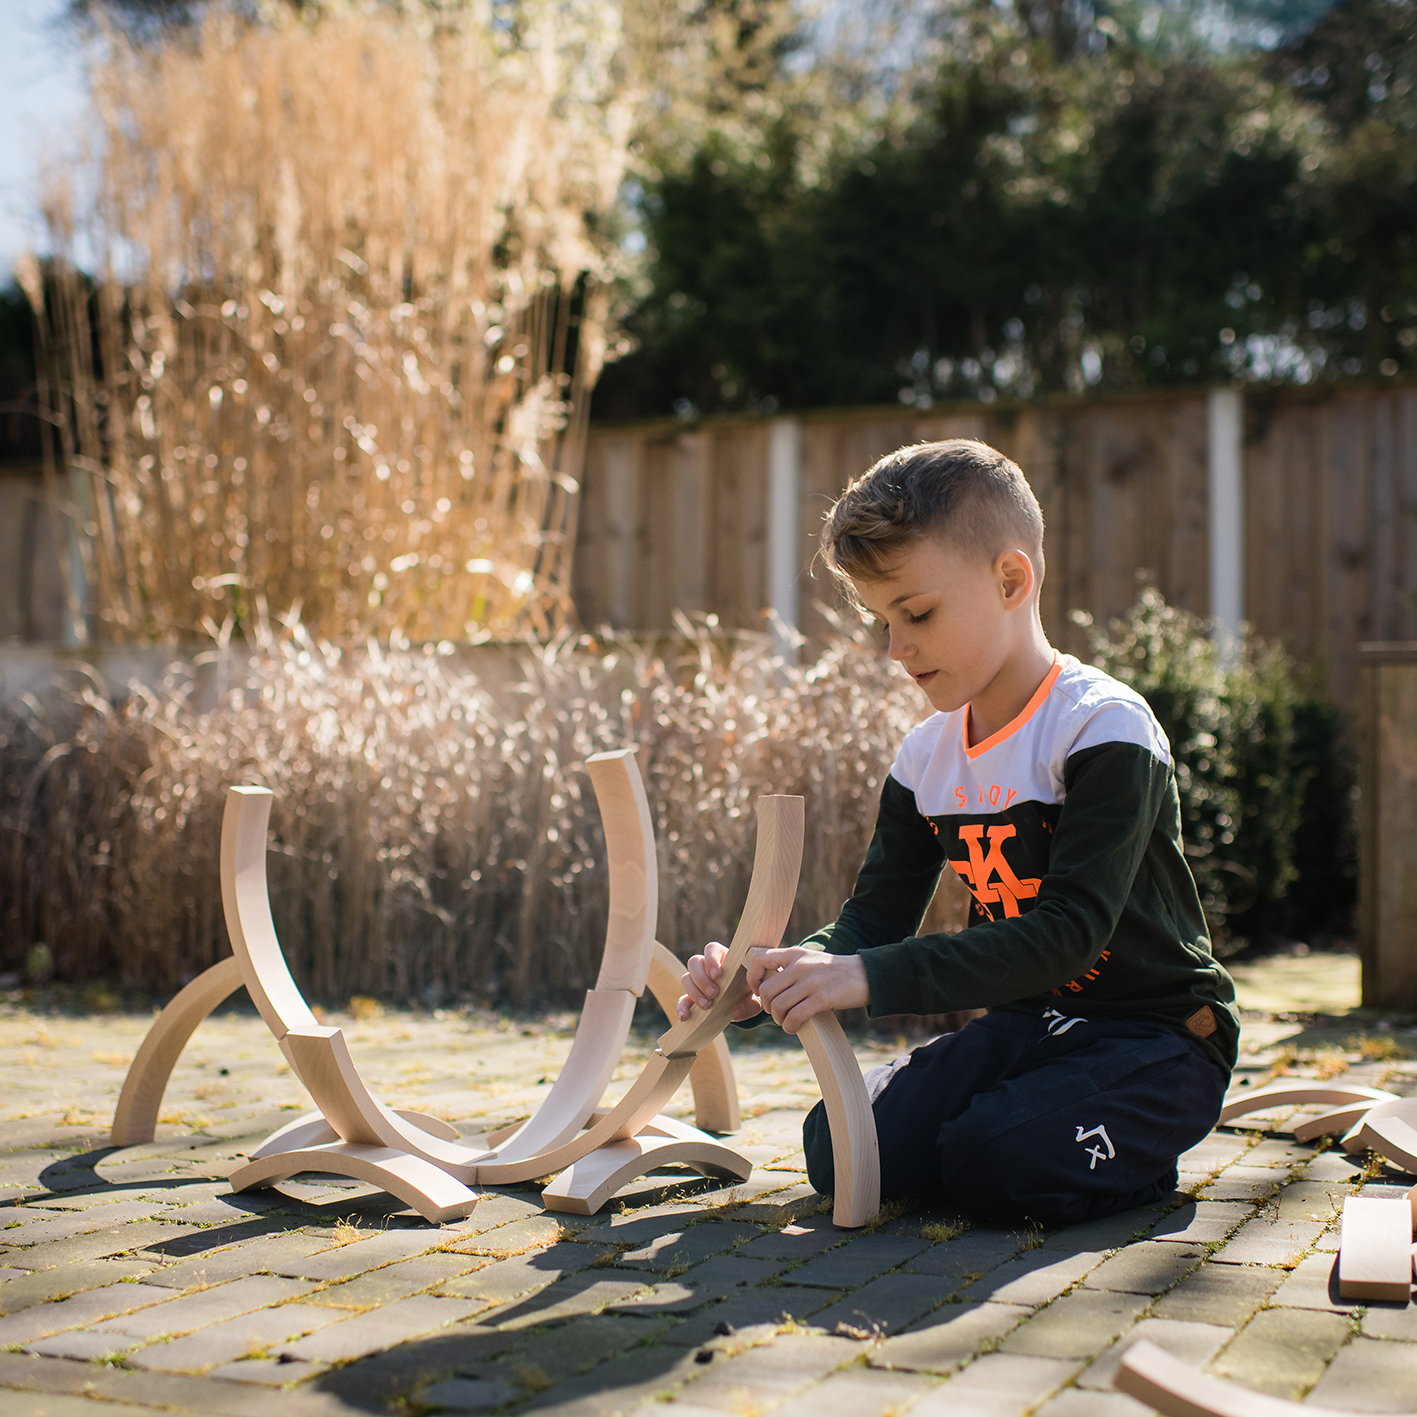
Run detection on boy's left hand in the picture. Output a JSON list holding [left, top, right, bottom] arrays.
[[747, 948, 869, 1035]]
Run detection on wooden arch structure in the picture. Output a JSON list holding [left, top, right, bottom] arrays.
[[112, 750, 881, 1227]]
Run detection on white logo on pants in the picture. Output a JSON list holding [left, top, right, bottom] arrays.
[[1043, 1008, 1086, 1036], [1075, 1123, 1116, 1169]]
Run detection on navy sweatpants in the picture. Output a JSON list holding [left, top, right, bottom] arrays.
[[803, 1009, 1228, 1228]]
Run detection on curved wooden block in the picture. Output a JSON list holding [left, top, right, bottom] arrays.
[[479, 990, 636, 1161], [1346, 1100, 1417, 1172], [111, 955, 246, 1146], [541, 1132, 752, 1215], [1218, 1082, 1398, 1125], [279, 1026, 485, 1180], [647, 941, 741, 1133], [251, 1108, 458, 1158], [221, 787, 320, 1041], [798, 1012, 880, 1228], [473, 1050, 695, 1184], [229, 1142, 480, 1224], [1114, 1337, 1407, 1417], [587, 749, 658, 995], [656, 796, 805, 1059], [1292, 1102, 1384, 1143]]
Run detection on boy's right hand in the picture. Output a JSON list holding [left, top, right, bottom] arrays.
[[677, 941, 764, 1023]]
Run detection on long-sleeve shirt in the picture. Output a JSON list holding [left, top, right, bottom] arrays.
[[801, 653, 1240, 1072]]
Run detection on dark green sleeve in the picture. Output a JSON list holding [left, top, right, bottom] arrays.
[[858, 743, 1171, 1017], [798, 774, 947, 956]]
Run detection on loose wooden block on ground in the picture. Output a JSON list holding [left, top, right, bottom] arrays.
[[1337, 1195, 1413, 1303]]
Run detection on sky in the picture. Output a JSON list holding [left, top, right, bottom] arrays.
[[0, 0, 89, 282]]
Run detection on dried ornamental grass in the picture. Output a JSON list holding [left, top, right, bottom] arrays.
[[0, 625, 938, 1003], [24, 1, 633, 644]]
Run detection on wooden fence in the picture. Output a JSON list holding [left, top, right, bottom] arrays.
[[573, 382, 1417, 705]]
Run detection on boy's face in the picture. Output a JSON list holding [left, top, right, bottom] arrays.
[[851, 534, 1034, 715]]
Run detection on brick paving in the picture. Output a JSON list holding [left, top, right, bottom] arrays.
[[0, 995, 1415, 1414]]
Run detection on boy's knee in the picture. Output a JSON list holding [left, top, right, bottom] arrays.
[[802, 1100, 835, 1197]]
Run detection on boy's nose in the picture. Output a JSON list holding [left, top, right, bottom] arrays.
[[889, 633, 913, 661]]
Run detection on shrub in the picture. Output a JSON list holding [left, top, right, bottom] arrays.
[[1081, 587, 1356, 949]]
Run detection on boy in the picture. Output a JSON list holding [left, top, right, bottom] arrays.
[[678, 438, 1238, 1226]]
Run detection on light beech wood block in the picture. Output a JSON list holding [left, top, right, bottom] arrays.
[[229, 1142, 480, 1224], [586, 748, 658, 995], [250, 1108, 456, 1158], [798, 1012, 880, 1228], [1291, 1102, 1386, 1143], [1218, 1082, 1397, 1125], [220, 787, 321, 1041], [541, 1132, 752, 1215], [657, 796, 805, 1059], [1338, 1195, 1413, 1302], [1341, 1097, 1417, 1161], [110, 955, 244, 1145], [646, 940, 741, 1133], [1114, 1337, 1408, 1417]]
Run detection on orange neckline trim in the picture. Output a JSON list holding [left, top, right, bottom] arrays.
[[962, 654, 1063, 760]]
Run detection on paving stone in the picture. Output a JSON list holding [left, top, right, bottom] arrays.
[[1075, 1317, 1232, 1390], [484, 1271, 653, 1330], [1209, 1306, 1350, 1399], [1243, 1138, 1310, 1167], [1041, 1207, 1164, 1255], [567, 1203, 706, 1248], [0, 1391, 174, 1417], [0, 1280, 172, 1346], [436, 1241, 606, 1302], [488, 1311, 676, 1388], [778, 1232, 929, 1289], [520, 1339, 705, 1415], [91, 1274, 316, 1338], [907, 1352, 1081, 1416], [1033, 1388, 1153, 1417], [422, 1376, 519, 1411], [1276, 1179, 1352, 1222], [1150, 1263, 1284, 1326], [1305, 1336, 1417, 1413], [0, 1258, 156, 1314], [1361, 1301, 1417, 1340], [1211, 1216, 1325, 1266], [5, 1219, 202, 1270], [736, 1217, 847, 1261], [872, 1302, 1033, 1375], [716, 1180, 827, 1225], [127, 1300, 343, 1372], [1197, 1168, 1284, 1202], [1269, 1250, 1354, 1313], [204, 1356, 331, 1385], [999, 1289, 1150, 1359], [307, 1252, 482, 1308], [280, 1293, 484, 1362], [767, 1363, 937, 1417], [277, 1229, 435, 1279], [658, 1286, 838, 1345], [810, 1272, 958, 1336], [310, 1322, 518, 1406], [1081, 1241, 1206, 1295], [1303, 1152, 1365, 1183], [445, 1215, 565, 1258], [26, 1328, 141, 1360], [607, 1256, 780, 1315], [617, 1221, 762, 1272], [441, 1193, 556, 1236], [954, 1249, 1103, 1306], [143, 1232, 331, 1287], [1148, 1201, 1253, 1244], [0, 1200, 175, 1246], [905, 1230, 1022, 1277], [669, 1331, 855, 1410]]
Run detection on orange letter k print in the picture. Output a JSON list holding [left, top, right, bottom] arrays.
[[951, 824, 1042, 919]]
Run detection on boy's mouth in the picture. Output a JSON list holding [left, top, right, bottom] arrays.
[[913, 670, 937, 686]]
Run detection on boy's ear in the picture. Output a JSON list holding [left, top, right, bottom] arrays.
[[995, 549, 1036, 606]]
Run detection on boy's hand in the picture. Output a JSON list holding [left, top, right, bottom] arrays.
[[677, 941, 764, 1023], [747, 947, 870, 1035]]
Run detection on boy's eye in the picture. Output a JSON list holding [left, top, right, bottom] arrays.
[[906, 608, 932, 625]]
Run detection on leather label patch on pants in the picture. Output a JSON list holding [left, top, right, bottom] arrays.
[[1186, 1005, 1218, 1038]]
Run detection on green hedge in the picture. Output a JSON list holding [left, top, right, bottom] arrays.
[[1082, 588, 1356, 951]]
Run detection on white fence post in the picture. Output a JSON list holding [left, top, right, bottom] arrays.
[[767, 418, 802, 664], [1207, 387, 1244, 662]]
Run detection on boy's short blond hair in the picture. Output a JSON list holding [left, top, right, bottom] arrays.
[[821, 438, 1045, 584]]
